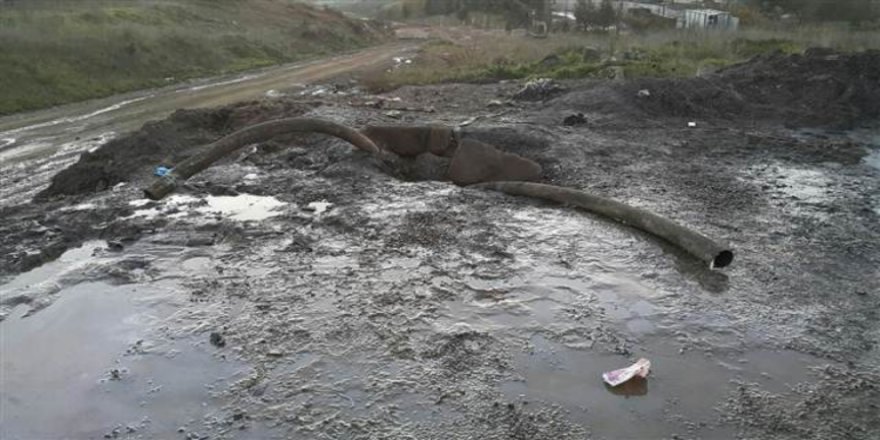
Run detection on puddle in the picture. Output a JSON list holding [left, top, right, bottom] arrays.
[[0, 240, 106, 297], [742, 163, 836, 220], [184, 74, 260, 93], [502, 334, 823, 439], [866, 149, 880, 171], [0, 281, 246, 439], [130, 194, 288, 221], [865, 141, 880, 215], [772, 167, 832, 204], [59, 202, 98, 212], [439, 262, 666, 337]]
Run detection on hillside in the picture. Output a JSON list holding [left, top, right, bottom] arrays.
[[0, 0, 388, 115]]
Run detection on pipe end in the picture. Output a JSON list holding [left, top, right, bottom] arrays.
[[711, 250, 734, 269], [143, 174, 178, 200]]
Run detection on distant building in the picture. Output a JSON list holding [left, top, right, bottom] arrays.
[[679, 9, 739, 30]]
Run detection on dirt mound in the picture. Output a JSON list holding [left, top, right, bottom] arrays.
[[557, 49, 880, 128], [36, 100, 314, 199]]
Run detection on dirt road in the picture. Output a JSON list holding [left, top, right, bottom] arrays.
[[0, 42, 418, 206]]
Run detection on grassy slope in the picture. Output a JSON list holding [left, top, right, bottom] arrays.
[[364, 26, 880, 92], [0, 0, 387, 115]]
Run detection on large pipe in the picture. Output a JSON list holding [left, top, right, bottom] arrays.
[[143, 118, 379, 200], [473, 181, 734, 269]]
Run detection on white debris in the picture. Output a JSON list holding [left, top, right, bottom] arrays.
[[602, 358, 651, 387], [305, 201, 333, 215]]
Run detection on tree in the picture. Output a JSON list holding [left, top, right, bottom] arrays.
[[596, 0, 617, 29], [574, 0, 596, 30]]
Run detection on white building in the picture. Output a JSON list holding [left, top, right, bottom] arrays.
[[679, 9, 739, 30]]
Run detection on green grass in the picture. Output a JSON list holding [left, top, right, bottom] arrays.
[[363, 26, 880, 92], [0, 0, 388, 115]]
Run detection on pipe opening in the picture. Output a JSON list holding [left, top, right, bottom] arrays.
[[712, 250, 734, 269], [144, 189, 160, 201]]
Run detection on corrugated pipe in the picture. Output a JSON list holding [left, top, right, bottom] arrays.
[[142, 120, 732, 268], [143, 118, 379, 200], [473, 181, 734, 269]]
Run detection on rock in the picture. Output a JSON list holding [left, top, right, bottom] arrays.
[[106, 240, 124, 252], [540, 54, 562, 67], [210, 332, 226, 348], [384, 110, 402, 119], [582, 47, 601, 62], [562, 113, 587, 126], [513, 78, 564, 101], [637, 89, 651, 98], [185, 235, 215, 247]]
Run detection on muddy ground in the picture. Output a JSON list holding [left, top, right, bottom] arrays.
[[1, 50, 879, 439]]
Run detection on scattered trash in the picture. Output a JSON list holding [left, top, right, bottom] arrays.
[[487, 100, 504, 108], [266, 349, 284, 357], [513, 78, 564, 101], [688, 121, 698, 128], [459, 116, 480, 127], [563, 113, 588, 126], [154, 166, 172, 177], [265, 89, 284, 98], [605, 376, 648, 396], [638, 89, 651, 98], [602, 358, 651, 387], [209, 332, 226, 348], [384, 110, 403, 119], [305, 201, 333, 214]]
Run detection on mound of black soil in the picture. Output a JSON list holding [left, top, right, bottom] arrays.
[[36, 100, 314, 200], [37, 49, 879, 201], [557, 49, 880, 128]]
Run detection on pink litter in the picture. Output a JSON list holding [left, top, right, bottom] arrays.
[[602, 358, 651, 387]]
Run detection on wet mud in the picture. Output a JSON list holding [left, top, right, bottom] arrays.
[[2, 50, 879, 439]]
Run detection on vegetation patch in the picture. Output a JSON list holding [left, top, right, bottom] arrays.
[[364, 28, 878, 93], [0, 0, 388, 115]]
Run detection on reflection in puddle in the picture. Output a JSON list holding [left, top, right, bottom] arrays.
[[0, 240, 107, 310], [130, 193, 287, 221], [0, 282, 246, 439], [605, 376, 648, 397]]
